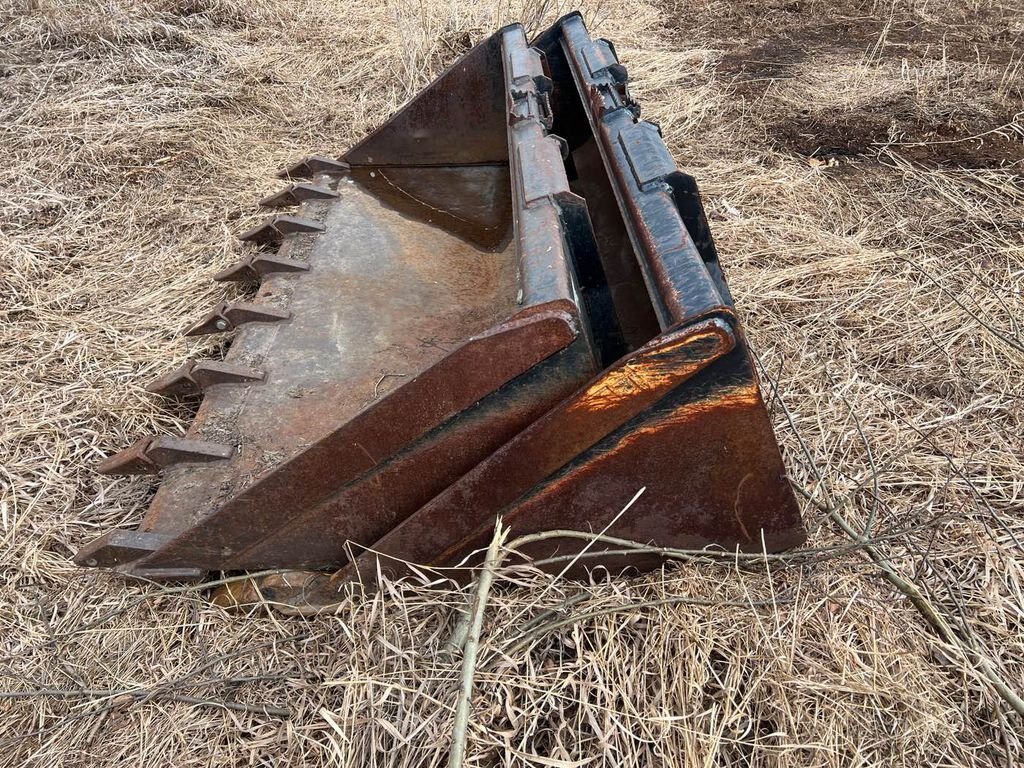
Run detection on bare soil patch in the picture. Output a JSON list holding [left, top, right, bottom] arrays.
[[668, 0, 1024, 167], [773, 101, 1024, 166]]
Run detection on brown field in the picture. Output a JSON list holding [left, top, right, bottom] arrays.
[[1, 0, 1022, 765]]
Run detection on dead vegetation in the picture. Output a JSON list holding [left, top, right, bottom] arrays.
[[1, 0, 1022, 765]]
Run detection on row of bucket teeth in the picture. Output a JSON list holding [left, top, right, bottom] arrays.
[[100, 157, 341, 477]]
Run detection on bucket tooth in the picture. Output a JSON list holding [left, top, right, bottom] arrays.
[[189, 360, 264, 390], [213, 254, 311, 283], [277, 156, 350, 180], [184, 301, 290, 336], [97, 436, 234, 475], [239, 215, 326, 246], [74, 530, 173, 568], [95, 437, 160, 475], [260, 182, 339, 208], [146, 436, 234, 466], [147, 360, 265, 396], [74, 531, 207, 580], [146, 360, 201, 396]]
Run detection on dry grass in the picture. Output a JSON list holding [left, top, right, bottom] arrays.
[[1, 0, 1023, 765]]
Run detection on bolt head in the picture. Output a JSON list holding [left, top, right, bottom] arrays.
[[86, 558, 98, 567], [215, 319, 229, 331]]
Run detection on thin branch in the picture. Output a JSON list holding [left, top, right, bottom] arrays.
[[514, 591, 593, 637], [507, 528, 799, 563], [447, 519, 508, 768], [518, 509, 959, 571]]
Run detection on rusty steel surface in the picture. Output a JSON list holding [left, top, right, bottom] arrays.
[[343, 33, 508, 167], [338, 318, 740, 579], [78, 14, 804, 585]]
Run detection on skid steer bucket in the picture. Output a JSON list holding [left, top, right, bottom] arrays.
[[78, 14, 804, 584]]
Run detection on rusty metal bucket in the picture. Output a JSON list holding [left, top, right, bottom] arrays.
[[78, 14, 804, 583]]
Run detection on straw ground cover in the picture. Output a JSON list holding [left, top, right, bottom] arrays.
[[1, 0, 1022, 764]]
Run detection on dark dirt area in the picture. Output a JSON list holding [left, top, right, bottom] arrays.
[[773, 102, 1024, 167], [662, 0, 1024, 168]]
